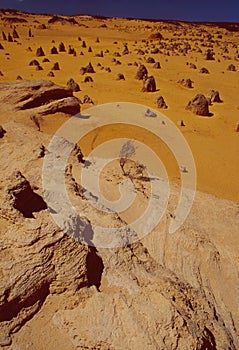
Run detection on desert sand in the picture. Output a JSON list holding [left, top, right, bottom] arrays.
[[0, 8, 238, 350]]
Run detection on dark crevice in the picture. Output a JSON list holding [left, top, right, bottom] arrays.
[[19, 88, 73, 110], [0, 283, 50, 322], [86, 247, 104, 291], [13, 191, 47, 218], [200, 327, 217, 350]]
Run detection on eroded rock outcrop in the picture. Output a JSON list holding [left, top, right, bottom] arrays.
[[0, 80, 81, 116]]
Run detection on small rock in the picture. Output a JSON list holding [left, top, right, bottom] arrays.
[[51, 62, 60, 70], [153, 62, 161, 69], [83, 76, 94, 83], [155, 96, 168, 109], [116, 73, 125, 80], [146, 57, 155, 63], [227, 64, 236, 71], [36, 46, 45, 57], [67, 78, 80, 92], [29, 59, 40, 66], [47, 71, 55, 77], [50, 46, 58, 54], [83, 95, 94, 104], [59, 42, 66, 52], [179, 78, 193, 88], [208, 90, 222, 103], [200, 67, 209, 74]]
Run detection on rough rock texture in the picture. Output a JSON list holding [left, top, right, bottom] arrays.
[[135, 64, 148, 80], [0, 123, 91, 345], [0, 80, 81, 116], [36, 46, 45, 57], [66, 78, 80, 92], [142, 75, 156, 92], [0, 120, 238, 349], [80, 62, 95, 75], [208, 90, 222, 103], [156, 95, 168, 108], [186, 94, 210, 116], [179, 78, 193, 88]]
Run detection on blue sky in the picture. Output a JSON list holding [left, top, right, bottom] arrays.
[[0, 0, 239, 22]]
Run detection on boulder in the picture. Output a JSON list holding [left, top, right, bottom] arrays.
[[208, 90, 222, 103], [50, 46, 58, 54], [135, 64, 148, 80], [36, 46, 45, 57], [0, 80, 80, 116], [186, 94, 210, 116], [67, 78, 80, 92], [29, 59, 40, 66], [153, 62, 161, 69], [59, 42, 66, 52], [51, 62, 60, 70], [142, 76, 156, 92]]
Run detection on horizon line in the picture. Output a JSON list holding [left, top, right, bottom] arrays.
[[0, 7, 239, 25]]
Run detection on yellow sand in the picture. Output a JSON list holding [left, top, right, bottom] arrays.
[[0, 12, 238, 201]]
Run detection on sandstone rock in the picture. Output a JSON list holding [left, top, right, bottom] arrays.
[[0, 80, 80, 116], [12, 28, 19, 39], [155, 95, 168, 108], [146, 56, 155, 63], [186, 94, 210, 116], [208, 90, 222, 103], [83, 76, 94, 83], [59, 42, 66, 52], [200, 67, 210, 74], [47, 71, 54, 77], [50, 46, 58, 54], [29, 59, 40, 66], [0, 120, 238, 349], [142, 75, 156, 92], [36, 65, 43, 71], [36, 46, 45, 57], [2, 31, 6, 40], [116, 73, 125, 80], [51, 62, 60, 70], [80, 62, 95, 75], [7, 33, 13, 42], [83, 95, 94, 104], [67, 78, 80, 92], [189, 62, 197, 69], [135, 64, 148, 80], [153, 61, 161, 69], [179, 78, 193, 88], [227, 64, 236, 71], [204, 49, 215, 60]]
